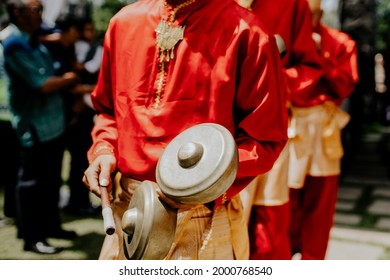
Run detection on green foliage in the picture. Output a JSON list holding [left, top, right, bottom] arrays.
[[376, 0, 390, 51], [102, 0, 128, 11], [92, 0, 128, 40]]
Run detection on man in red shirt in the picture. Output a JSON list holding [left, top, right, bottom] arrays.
[[288, 0, 359, 260], [82, 0, 287, 259], [237, 0, 323, 259]]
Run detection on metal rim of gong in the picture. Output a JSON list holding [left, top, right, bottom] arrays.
[[156, 123, 238, 204], [122, 181, 177, 260]]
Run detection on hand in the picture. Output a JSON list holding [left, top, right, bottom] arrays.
[[156, 188, 198, 211], [62, 71, 80, 85], [83, 154, 117, 197], [70, 84, 95, 95]]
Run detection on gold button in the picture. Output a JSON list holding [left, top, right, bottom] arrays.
[[323, 51, 330, 58]]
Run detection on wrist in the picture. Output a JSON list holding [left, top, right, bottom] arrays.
[[89, 144, 115, 163]]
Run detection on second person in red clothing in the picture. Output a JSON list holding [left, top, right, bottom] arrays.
[[288, 0, 359, 260], [237, 0, 323, 260]]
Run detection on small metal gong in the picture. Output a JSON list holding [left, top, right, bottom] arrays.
[[122, 181, 177, 260], [156, 123, 238, 204]]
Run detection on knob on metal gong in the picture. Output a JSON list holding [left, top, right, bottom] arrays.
[[156, 123, 238, 204]]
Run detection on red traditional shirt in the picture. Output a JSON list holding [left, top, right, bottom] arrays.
[[312, 24, 359, 105], [249, 0, 323, 107], [88, 0, 288, 207]]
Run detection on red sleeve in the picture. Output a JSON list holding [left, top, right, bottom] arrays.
[[87, 22, 118, 162], [319, 26, 359, 100], [284, 0, 323, 105], [215, 31, 288, 207]]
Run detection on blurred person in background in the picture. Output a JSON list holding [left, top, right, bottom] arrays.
[[63, 17, 101, 216], [288, 0, 358, 260], [237, 0, 323, 260], [0, 23, 19, 221], [3, 0, 79, 254], [75, 18, 102, 87], [42, 14, 97, 217]]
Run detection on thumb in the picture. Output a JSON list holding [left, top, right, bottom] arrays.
[[99, 164, 113, 187]]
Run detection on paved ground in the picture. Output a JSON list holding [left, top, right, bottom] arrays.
[[326, 129, 390, 260]]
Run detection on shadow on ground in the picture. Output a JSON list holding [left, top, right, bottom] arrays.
[[0, 199, 105, 260]]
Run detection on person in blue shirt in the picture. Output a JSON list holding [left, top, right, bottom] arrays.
[[3, 0, 80, 254]]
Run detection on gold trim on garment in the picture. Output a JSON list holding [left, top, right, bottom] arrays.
[[153, 0, 196, 108]]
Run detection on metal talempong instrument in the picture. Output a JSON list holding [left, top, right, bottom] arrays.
[[121, 123, 238, 260]]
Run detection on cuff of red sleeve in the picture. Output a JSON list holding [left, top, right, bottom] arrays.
[[88, 144, 115, 163]]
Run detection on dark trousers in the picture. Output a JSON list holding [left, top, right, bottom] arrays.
[[15, 136, 65, 244], [0, 121, 19, 218], [65, 107, 95, 208]]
